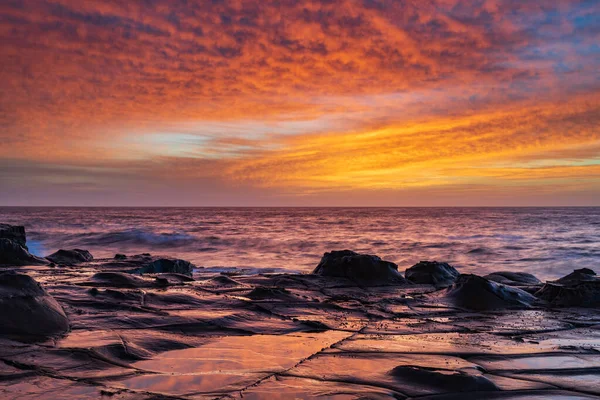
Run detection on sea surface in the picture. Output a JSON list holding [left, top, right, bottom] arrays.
[[1, 207, 598, 280]]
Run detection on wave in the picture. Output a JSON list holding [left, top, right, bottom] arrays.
[[58, 229, 198, 248]]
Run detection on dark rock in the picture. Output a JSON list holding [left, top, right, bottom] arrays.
[[90, 272, 149, 288], [246, 286, 294, 301], [405, 261, 459, 287], [535, 268, 600, 307], [0, 238, 48, 266], [555, 268, 597, 285], [442, 274, 537, 310], [535, 281, 600, 307], [0, 271, 69, 338], [390, 366, 499, 392], [136, 258, 195, 276], [114, 253, 127, 260], [0, 224, 27, 248], [312, 250, 406, 285], [484, 271, 542, 286], [46, 249, 93, 265], [154, 273, 194, 286]]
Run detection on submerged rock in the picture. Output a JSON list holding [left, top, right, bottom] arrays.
[[0, 238, 48, 266], [46, 249, 93, 265], [484, 271, 542, 286], [312, 250, 406, 285], [0, 224, 27, 248], [442, 274, 537, 310], [535, 268, 600, 307], [405, 261, 459, 287], [0, 271, 69, 338], [136, 258, 195, 276]]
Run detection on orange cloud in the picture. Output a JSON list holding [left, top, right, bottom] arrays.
[[0, 0, 599, 204]]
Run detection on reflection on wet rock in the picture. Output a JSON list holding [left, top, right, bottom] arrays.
[[2, 249, 600, 399]]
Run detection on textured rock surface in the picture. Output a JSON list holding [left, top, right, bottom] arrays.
[[312, 250, 407, 285], [405, 261, 459, 287], [0, 271, 69, 338], [46, 249, 93, 265]]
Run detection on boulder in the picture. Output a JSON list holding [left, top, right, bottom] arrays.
[[442, 274, 537, 310], [0, 224, 27, 248], [90, 272, 149, 288], [555, 268, 597, 285], [114, 253, 128, 260], [0, 238, 48, 266], [405, 261, 459, 287], [312, 250, 406, 285], [390, 366, 499, 392], [46, 249, 93, 265], [484, 271, 542, 286], [535, 268, 600, 307], [136, 258, 195, 276], [0, 271, 69, 338]]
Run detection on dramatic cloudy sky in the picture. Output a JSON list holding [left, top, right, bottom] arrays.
[[1, 0, 599, 205]]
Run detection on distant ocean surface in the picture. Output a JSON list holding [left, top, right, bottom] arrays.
[[1, 207, 599, 280]]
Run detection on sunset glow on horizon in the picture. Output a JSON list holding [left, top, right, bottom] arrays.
[[1, 0, 599, 206]]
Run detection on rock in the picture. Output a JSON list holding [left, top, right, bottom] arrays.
[[555, 268, 598, 285], [312, 250, 406, 285], [442, 274, 537, 310], [114, 253, 127, 260], [0, 224, 27, 248], [136, 258, 195, 276], [405, 261, 459, 287], [0, 238, 48, 266], [484, 271, 542, 286], [0, 271, 69, 338], [535, 268, 600, 307], [46, 249, 93, 265], [390, 366, 499, 392], [154, 273, 195, 286], [90, 272, 149, 288]]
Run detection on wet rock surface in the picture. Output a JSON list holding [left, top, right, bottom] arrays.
[[1, 251, 600, 399], [46, 248, 93, 265], [405, 260, 459, 287], [312, 250, 406, 285]]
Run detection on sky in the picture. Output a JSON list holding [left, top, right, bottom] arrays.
[[1, 0, 599, 206]]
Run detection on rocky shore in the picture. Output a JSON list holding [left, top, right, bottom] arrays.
[[1, 224, 600, 399]]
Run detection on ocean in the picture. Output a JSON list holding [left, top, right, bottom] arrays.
[[1, 207, 598, 280]]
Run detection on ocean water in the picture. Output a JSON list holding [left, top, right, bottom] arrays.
[[0, 207, 598, 280]]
